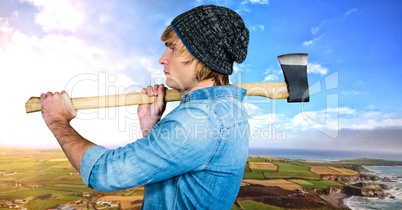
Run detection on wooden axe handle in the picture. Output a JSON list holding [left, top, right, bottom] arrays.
[[25, 82, 288, 113]]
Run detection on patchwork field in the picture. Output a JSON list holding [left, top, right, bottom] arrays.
[[0, 150, 362, 209], [310, 166, 359, 176], [248, 162, 278, 171], [290, 179, 344, 189], [0, 148, 141, 209], [243, 179, 303, 191]]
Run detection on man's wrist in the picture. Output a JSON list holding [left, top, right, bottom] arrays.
[[46, 120, 70, 130]]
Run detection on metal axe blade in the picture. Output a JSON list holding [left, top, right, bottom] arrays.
[[278, 53, 309, 102]]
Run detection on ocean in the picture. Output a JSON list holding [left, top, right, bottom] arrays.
[[344, 166, 402, 210], [248, 148, 402, 161], [248, 148, 402, 210]]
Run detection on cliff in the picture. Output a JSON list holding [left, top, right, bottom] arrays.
[[320, 173, 380, 182], [342, 182, 391, 199]]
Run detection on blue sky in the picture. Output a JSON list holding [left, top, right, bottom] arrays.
[[1, 0, 401, 155]]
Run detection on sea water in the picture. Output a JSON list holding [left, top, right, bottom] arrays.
[[247, 148, 402, 209], [344, 166, 402, 210], [248, 148, 402, 161]]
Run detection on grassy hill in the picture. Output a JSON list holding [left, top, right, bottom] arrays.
[[335, 157, 402, 166]]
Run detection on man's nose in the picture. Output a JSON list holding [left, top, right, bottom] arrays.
[[159, 52, 168, 65]]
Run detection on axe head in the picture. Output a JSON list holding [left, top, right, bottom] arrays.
[[278, 53, 309, 102]]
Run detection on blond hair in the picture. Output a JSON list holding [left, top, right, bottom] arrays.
[[161, 25, 229, 86]]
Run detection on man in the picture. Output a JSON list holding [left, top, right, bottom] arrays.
[[40, 5, 250, 209]]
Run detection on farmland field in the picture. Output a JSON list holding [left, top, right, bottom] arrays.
[[328, 167, 359, 175], [248, 162, 278, 171], [243, 179, 303, 191], [263, 160, 319, 180], [1, 149, 361, 209], [290, 179, 343, 189], [310, 166, 359, 176], [0, 148, 141, 209]]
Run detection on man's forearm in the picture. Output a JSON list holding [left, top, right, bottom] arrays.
[[48, 122, 96, 171]]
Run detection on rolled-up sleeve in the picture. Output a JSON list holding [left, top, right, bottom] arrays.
[[80, 145, 107, 188], [80, 143, 152, 192], [79, 106, 219, 192]]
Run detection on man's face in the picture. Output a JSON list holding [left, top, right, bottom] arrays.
[[159, 39, 199, 93]]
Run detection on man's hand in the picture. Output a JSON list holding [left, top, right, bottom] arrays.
[[40, 91, 77, 129], [40, 90, 95, 172], [138, 84, 166, 137]]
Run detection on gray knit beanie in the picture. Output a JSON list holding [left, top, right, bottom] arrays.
[[171, 5, 249, 75]]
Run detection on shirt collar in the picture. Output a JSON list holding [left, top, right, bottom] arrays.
[[180, 85, 246, 103]]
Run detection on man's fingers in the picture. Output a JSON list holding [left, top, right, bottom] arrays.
[[61, 91, 77, 117], [141, 85, 165, 97], [157, 84, 165, 103], [153, 84, 160, 96], [145, 86, 154, 97]]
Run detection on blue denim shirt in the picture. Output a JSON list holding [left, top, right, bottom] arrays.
[[80, 85, 250, 209]]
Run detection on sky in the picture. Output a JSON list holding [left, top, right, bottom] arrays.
[[1, 0, 402, 155]]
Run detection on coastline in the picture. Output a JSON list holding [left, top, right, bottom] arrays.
[[2, 148, 402, 209], [248, 148, 402, 162], [320, 192, 350, 209]]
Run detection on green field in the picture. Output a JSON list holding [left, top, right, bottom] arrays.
[[0, 150, 362, 209], [290, 179, 343, 189], [232, 200, 285, 210], [0, 148, 112, 209], [244, 157, 320, 180]]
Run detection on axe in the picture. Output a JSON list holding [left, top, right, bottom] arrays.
[[25, 53, 309, 113]]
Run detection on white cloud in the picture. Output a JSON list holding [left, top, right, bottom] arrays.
[[250, 25, 265, 31], [264, 74, 278, 81], [99, 14, 114, 25], [0, 1, 166, 148], [231, 63, 251, 84], [303, 34, 325, 46], [247, 0, 269, 5], [263, 68, 280, 81], [12, 11, 19, 18], [345, 8, 358, 16], [308, 63, 328, 75], [22, 0, 84, 32], [290, 106, 402, 132], [311, 26, 320, 35], [305, 8, 358, 47]]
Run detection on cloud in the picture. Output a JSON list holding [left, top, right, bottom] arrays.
[[263, 68, 281, 81], [264, 74, 279, 81], [311, 26, 320, 35], [303, 34, 325, 46], [290, 106, 402, 132], [308, 63, 328, 75], [304, 8, 358, 47], [345, 8, 358, 16], [247, 105, 402, 151], [0, 1, 168, 148], [247, 0, 269, 5], [241, 0, 269, 5], [22, 0, 84, 33], [250, 25, 265, 31]]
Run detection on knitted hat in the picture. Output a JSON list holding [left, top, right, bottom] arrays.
[[171, 5, 249, 75]]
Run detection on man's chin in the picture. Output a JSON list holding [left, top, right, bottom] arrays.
[[166, 80, 181, 91]]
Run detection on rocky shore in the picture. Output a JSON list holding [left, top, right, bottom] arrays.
[[343, 182, 392, 198], [237, 159, 402, 209], [238, 176, 396, 209]]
